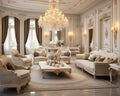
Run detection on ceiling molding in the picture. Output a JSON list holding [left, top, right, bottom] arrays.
[[0, 0, 104, 14]]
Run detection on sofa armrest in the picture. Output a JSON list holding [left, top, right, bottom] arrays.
[[0, 70, 20, 84], [94, 62, 110, 75]]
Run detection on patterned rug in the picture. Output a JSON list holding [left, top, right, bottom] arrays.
[[22, 64, 117, 92]]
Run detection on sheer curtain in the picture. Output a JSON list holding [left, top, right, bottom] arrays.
[[4, 17, 17, 55], [26, 19, 39, 54]]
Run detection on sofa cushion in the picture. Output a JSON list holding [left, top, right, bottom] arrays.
[[22, 58, 32, 63], [14, 70, 30, 78], [76, 60, 95, 74]]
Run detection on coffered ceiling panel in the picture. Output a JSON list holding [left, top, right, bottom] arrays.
[[0, 0, 103, 14]]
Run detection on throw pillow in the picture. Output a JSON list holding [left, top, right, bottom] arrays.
[[96, 56, 105, 62], [103, 58, 109, 63], [112, 58, 118, 63], [39, 50, 46, 57], [88, 54, 97, 61], [34, 51, 39, 57], [6, 63, 15, 70], [107, 58, 114, 63]]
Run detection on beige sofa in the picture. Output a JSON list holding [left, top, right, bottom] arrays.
[[0, 55, 31, 93], [75, 50, 118, 78]]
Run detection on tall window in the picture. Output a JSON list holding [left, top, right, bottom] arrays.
[[26, 19, 39, 54], [4, 17, 17, 55]]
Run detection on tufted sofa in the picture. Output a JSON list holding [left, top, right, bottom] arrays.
[[75, 50, 118, 78], [0, 55, 31, 93]]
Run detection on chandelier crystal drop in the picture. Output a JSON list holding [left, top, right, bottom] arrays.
[[38, 0, 69, 30]]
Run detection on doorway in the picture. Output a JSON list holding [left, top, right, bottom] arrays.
[[89, 29, 93, 52]]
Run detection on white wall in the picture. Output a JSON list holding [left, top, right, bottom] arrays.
[[0, 7, 81, 54], [81, 0, 113, 53], [66, 15, 81, 47]]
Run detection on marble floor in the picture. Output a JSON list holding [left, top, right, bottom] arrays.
[[0, 73, 120, 96]]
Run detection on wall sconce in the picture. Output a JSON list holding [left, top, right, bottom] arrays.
[[111, 25, 118, 33], [68, 32, 74, 46], [44, 32, 49, 38], [68, 32, 74, 42], [83, 32, 87, 37], [111, 24, 118, 48], [44, 32, 49, 46]]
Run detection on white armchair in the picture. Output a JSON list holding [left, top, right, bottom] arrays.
[[11, 49, 32, 69], [59, 47, 71, 64], [33, 46, 47, 64], [0, 55, 31, 93]]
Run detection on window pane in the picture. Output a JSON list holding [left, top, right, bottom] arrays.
[[9, 17, 14, 26]]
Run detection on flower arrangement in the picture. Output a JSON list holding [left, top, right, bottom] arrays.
[[47, 49, 64, 67]]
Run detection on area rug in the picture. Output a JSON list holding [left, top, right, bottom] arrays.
[[22, 64, 117, 92]]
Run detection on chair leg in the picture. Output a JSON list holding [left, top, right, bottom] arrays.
[[17, 86, 21, 94], [94, 75, 96, 79]]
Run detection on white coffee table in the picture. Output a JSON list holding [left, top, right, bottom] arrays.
[[39, 61, 72, 78]]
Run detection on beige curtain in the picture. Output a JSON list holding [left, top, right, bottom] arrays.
[[2, 16, 9, 54], [50, 31, 52, 41], [24, 19, 30, 54], [61, 28, 66, 43], [14, 17, 20, 52], [35, 19, 42, 45]]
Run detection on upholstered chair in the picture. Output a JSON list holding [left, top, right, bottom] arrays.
[[0, 55, 31, 93], [59, 47, 71, 64], [33, 46, 47, 64], [11, 49, 32, 69]]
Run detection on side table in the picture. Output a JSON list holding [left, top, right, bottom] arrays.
[[109, 63, 120, 82]]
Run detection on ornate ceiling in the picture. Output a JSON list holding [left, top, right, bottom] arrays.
[[0, 0, 103, 14]]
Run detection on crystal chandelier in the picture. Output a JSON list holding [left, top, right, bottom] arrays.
[[38, 0, 69, 30]]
